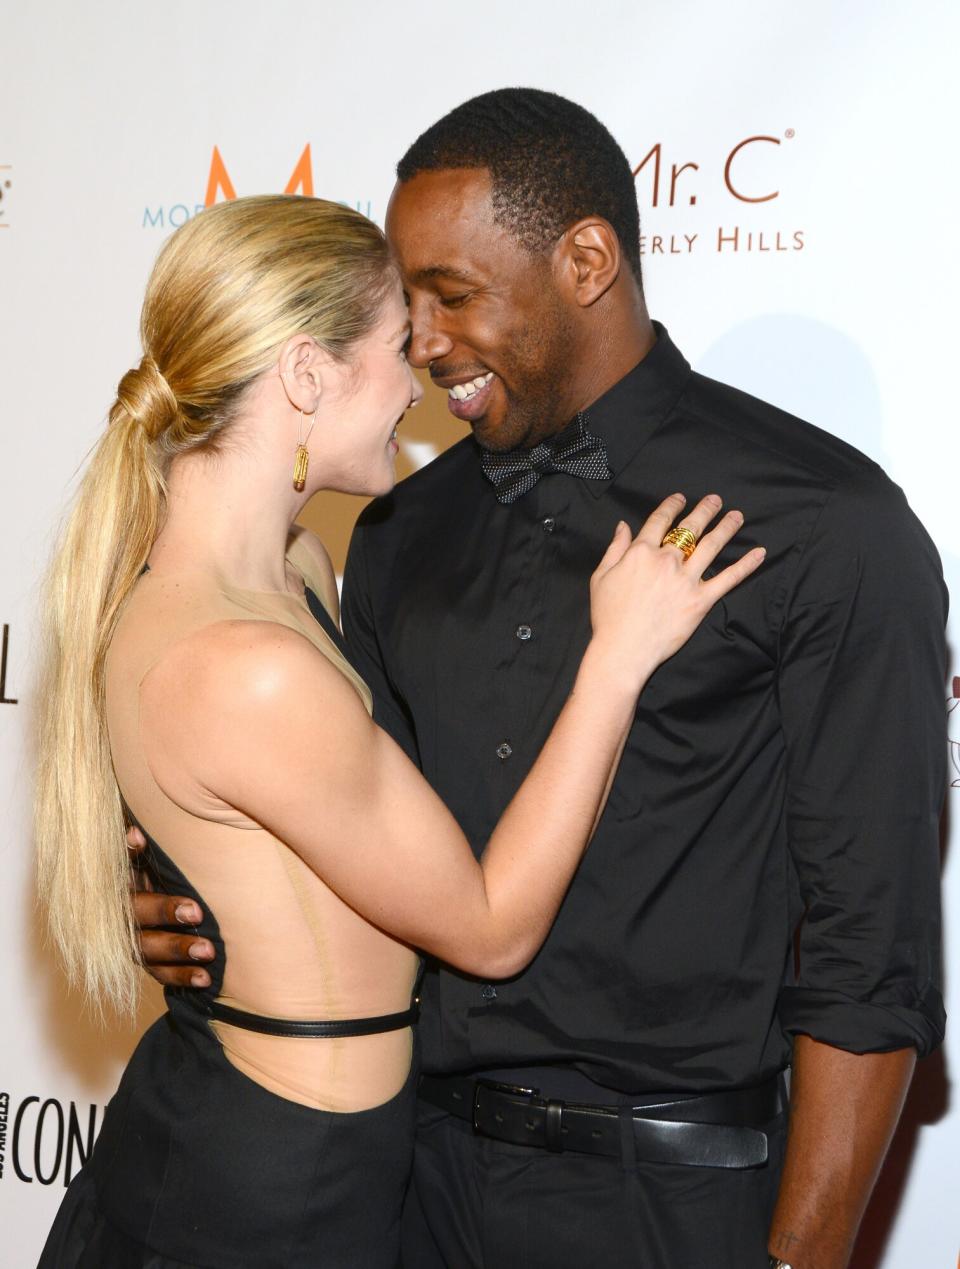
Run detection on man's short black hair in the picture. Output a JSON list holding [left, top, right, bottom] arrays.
[[396, 87, 642, 286]]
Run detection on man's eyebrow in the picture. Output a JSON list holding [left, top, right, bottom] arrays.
[[409, 265, 477, 285]]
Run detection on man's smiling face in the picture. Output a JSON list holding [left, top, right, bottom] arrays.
[[385, 167, 579, 452]]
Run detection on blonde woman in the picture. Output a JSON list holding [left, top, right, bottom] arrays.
[[35, 194, 762, 1268]]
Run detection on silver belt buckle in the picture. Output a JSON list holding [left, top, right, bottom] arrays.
[[472, 1078, 538, 1134]]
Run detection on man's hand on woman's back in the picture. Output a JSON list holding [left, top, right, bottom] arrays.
[[128, 825, 214, 988]]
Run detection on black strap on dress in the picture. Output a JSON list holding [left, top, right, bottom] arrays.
[[200, 995, 420, 1038]]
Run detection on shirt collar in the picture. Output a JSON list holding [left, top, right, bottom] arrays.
[[578, 321, 692, 496]]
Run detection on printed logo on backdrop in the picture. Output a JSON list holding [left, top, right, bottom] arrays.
[[0, 165, 12, 229], [949, 676, 960, 788], [1, 624, 17, 704], [143, 145, 373, 229], [0, 1091, 101, 1187], [632, 132, 804, 257]]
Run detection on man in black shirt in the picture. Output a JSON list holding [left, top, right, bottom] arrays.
[[137, 90, 946, 1268]]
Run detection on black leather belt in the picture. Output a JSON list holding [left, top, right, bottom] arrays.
[[419, 1073, 783, 1169]]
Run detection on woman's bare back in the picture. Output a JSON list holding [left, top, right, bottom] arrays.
[[105, 532, 419, 1112]]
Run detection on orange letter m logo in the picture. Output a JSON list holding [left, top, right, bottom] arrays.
[[204, 144, 314, 208]]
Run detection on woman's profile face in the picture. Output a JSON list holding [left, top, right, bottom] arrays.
[[319, 281, 422, 497]]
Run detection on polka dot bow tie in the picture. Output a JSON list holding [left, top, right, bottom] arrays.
[[480, 413, 613, 504]]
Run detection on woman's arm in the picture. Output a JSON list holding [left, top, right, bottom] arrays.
[[140, 495, 763, 976]]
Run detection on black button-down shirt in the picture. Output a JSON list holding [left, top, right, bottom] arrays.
[[341, 325, 946, 1093]]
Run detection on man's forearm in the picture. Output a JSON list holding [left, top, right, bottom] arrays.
[[768, 1035, 915, 1268]]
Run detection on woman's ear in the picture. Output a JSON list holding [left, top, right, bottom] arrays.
[[278, 334, 327, 414]]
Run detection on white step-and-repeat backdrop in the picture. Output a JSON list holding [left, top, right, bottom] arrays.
[[1, 2, 957, 1264]]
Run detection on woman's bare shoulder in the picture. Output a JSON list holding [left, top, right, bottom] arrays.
[[134, 618, 374, 820], [145, 617, 359, 716]]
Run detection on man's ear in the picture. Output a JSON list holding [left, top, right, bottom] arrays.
[[555, 217, 622, 308], [278, 334, 327, 414]]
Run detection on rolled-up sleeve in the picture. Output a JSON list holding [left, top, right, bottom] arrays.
[[776, 467, 947, 1056]]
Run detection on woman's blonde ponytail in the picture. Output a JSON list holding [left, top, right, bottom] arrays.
[[35, 194, 393, 1016], [36, 360, 172, 1015]]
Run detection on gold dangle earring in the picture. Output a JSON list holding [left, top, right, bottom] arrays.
[[293, 404, 318, 492]]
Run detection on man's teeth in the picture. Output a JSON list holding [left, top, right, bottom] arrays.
[[449, 373, 494, 401]]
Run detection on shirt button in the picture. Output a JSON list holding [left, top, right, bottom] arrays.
[[542, 517, 556, 533], [496, 742, 513, 760], [481, 984, 498, 1001], [515, 624, 532, 641]]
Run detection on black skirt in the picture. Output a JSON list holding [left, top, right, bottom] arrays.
[[38, 1004, 417, 1269]]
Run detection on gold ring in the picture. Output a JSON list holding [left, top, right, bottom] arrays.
[[661, 525, 698, 559]]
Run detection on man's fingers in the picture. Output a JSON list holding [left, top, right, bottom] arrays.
[[152, 967, 212, 988], [131, 888, 213, 988], [701, 547, 766, 603], [139, 927, 214, 970], [132, 889, 203, 930], [139, 928, 214, 966], [137, 948, 213, 990]]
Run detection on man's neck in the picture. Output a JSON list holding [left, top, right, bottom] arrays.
[[567, 302, 657, 421]]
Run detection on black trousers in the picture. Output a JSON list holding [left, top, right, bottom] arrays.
[[401, 1096, 787, 1269]]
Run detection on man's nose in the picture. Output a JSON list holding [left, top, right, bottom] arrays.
[[408, 311, 453, 369]]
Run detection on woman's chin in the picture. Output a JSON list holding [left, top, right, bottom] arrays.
[[326, 470, 397, 499], [364, 479, 396, 499]]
